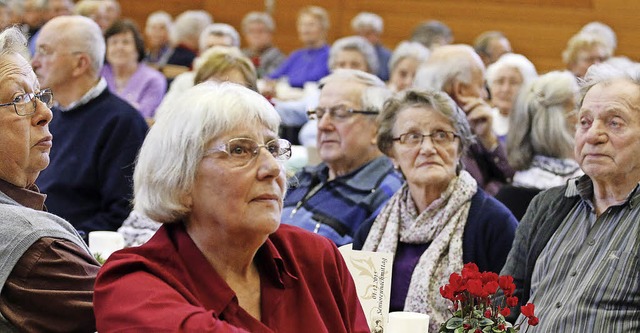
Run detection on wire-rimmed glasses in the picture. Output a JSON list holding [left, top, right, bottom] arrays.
[[392, 130, 459, 148], [0, 89, 54, 116], [307, 105, 378, 122], [205, 138, 292, 167]]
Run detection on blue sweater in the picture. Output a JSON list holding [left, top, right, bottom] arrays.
[[353, 189, 518, 311], [37, 89, 148, 235], [268, 45, 330, 88]]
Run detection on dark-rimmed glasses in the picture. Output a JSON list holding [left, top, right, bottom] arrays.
[[0, 89, 54, 116], [392, 130, 459, 147], [307, 106, 378, 122], [205, 138, 292, 167]]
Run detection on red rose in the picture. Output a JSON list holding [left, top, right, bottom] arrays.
[[483, 281, 499, 294], [521, 303, 535, 318], [475, 329, 482, 333], [506, 296, 518, 307], [499, 275, 515, 296], [463, 323, 472, 330], [440, 285, 454, 301], [467, 279, 488, 298], [462, 263, 481, 280], [481, 271, 499, 283], [484, 309, 492, 318], [528, 316, 540, 326], [500, 307, 511, 317], [449, 273, 465, 292], [497, 323, 506, 330]]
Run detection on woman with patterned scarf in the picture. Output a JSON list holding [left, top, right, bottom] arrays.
[[353, 89, 518, 332]]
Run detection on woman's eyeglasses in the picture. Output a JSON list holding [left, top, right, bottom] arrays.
[[206, 138, 292, 167], [0, 89, 54, 116], [392, 130, 459, 147]]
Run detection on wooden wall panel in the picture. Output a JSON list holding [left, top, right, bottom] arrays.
[[119, 0, 639, 74]]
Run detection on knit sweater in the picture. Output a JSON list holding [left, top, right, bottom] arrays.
[[36, 89, 148, 234], [0, 190, 90, 330]]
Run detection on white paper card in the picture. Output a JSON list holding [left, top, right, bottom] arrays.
[[339, 244, 393, 332]]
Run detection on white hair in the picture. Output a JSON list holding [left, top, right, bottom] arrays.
[[199, 23, 240, 50], [320, 69, 391, 113], [133, 82, 281, 223], [145, 10, 173, 34], [170, 10, 213, 46], [486, 53, 538, 86], [580, 21, 617, 52], [350, 12, 383, 34], [241, 11, 275, 33], [388, 41, 430, 74], [328, 35, 379, 74], [413, 44, 484, 94]]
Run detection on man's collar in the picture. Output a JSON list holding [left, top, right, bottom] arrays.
[[0, 178, 46, 210], [57, 77, 107, 112]]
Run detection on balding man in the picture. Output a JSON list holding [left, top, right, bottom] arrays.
[[414, 44, 514, 194], [32, 16, 148, 237]]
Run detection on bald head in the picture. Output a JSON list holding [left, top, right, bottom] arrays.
[[39, 15, 105, 74], [413, 44, 486, 102]]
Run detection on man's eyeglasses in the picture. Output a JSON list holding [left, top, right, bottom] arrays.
[[205, 138, 292, 167], [0, 89, 54, 116], [307, 106, 378, 122], [392, 130, 459, 147]]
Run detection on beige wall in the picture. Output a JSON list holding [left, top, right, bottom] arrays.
[[121, 0, 639, 73]]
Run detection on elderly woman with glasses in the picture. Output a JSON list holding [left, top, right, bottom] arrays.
[[94, 82, 369, 332], [353, 89, 517, 332]]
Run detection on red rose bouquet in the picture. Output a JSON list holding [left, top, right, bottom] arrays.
[[438, 263, 539, 332]]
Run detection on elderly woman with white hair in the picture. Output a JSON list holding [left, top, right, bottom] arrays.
[[351, 11, 391, 80], [496, 71, 582, 219], [387, 41, 430, 93], [486, 53, 538, 141], [165, 10, 212, 68], [95, 82, 369, 332]]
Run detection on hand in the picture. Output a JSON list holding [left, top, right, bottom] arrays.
[[458, 96, 498, 149]]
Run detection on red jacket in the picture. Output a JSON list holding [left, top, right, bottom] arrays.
[[94, 222, 369, 332]]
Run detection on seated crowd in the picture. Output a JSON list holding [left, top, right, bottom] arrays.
[[0, 1, 638, 332]]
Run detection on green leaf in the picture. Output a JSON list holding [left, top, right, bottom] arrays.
[[478, 318, 494, 326], [454, 327, 465, 333], [483, 327, 492, 333], [445, 317, 464, 329]]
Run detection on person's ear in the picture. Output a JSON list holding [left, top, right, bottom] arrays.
[[71, 53, 91, 77]]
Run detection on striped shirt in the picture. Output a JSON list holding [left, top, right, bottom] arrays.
[[519, 177, 640, 331]]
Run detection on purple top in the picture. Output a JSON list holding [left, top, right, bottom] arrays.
[[101, 63, 167, 118], [268, 45, 330, 88], [390, 242, 430, 311]]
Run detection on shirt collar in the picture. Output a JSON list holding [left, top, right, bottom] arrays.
[[0, 178, 46, 210], [310, 156, 395, 191], [57, 77, 107, 112], [566, 174, 640, 209]]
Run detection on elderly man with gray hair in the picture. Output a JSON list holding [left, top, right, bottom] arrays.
[[414, 44, 514, 195], [282, 69, 404, 246], [0, 26, 99, 332], [500, 63, 640, 331]]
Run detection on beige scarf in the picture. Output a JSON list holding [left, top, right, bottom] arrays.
[[362, 171, 477, 331]]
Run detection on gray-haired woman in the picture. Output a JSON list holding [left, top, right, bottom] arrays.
[[354, 89, 517, 332]]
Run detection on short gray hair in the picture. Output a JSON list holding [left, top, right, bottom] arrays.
[[561, 32, 610, 66], [473, 31, 507, 58], [170, 10, 212, 46], [507, 71, 578, 170], [486, 53, 538, 86], [133, 82, 281, 223], [320, 69, 392, 115], [328, 35, 379, 74], [377, 89, 473, 173], [351, 12, 383, 34], [241, 11, 275, 33], [199, 23, 240, 50], [145, 10, 173, 35], [580, 21, 616, 53], [580, 63, 640, 103], [44, 15, 105, 74], [298, 6, 329, 31], [410, 20, 453, 49], [413, 44, 484, 94], [388, 41, 429, 74], [0, 26, 29, 59]]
